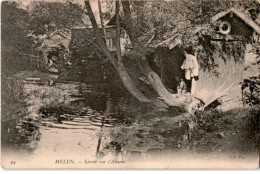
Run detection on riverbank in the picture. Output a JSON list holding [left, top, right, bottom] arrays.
[[1, 70, 259, 168], [1, 75, 29, 150]]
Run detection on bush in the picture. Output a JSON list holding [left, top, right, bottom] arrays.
[[1, 76, 25, 121], [241, 75, 260, 106], [186, 109, 232, 152], [242, 108, 260, 151], [1, 76, 27, 147], [39, 101, 85, 117]]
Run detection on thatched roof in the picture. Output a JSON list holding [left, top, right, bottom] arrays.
[[50, 30, 70, 40], [212, 8, 260, 34], [38, 30, 71, 52], [138, 29, 181, 50]]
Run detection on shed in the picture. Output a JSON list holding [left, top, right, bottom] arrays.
[[38, 30, 71, 53], [38, 30, 71, 73], [212, 8, 260, 42], [139, 29, 184, 90], [140, 27, 247, 106]]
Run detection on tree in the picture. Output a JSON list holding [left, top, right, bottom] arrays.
[[128, 0, 259, 38], [84, 0, 258, 110], [28, 1, 85, 35], [1, 1, 37, 75], [84, 0, 153, 105], [121, 1, 188, 108], [120, 0, 259, 108]]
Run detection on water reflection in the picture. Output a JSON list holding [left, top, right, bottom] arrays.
[[6, 80, 182, 163], [27, 81, 131, 161]]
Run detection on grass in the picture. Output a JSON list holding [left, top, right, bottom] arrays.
[[187, 107, 259, 154], [38, 100, 85, 118], [1, 76, 25, 121], [100, 105, 259, 157], [1, 75, 28, 147], [242, 108, 259, 151], [98, 106, 188, 154]]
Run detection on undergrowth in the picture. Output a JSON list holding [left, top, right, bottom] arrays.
[[187, 108, 259, 154], [1, 76, 28, 147], [38, 101, 85, 117]]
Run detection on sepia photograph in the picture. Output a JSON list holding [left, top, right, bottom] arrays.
[[1, 0, 260, 169]]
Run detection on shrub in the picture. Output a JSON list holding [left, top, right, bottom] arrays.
[[1, 76, 27, 147], [1, 76, 25, 121], [242, 108, 260, 151]]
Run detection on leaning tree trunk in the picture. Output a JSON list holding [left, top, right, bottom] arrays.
[[84, 1, 151, 104], [122, 1, 186, 108], [139, 55, 186, 107]]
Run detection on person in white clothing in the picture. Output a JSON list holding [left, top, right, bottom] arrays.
[[181, 48, 199, 95]]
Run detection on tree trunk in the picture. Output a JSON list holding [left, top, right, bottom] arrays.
[[139, 55, 185, 107], [122, 1, 186, 108], [97, 0, 106, 37], [84, 1, 151, 104]]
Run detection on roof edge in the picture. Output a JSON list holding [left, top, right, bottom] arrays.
[[212, 8, 260, 34]]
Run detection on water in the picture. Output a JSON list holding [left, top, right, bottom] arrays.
[[7, 78, 189, 165], [20, 80, 128, 163], [0, 79, 190, 163], [2, 78, 259, 168]]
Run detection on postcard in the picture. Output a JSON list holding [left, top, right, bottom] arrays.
[[1, 0, 259, 169]]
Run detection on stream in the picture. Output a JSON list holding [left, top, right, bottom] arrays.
[[20, 79, 128, 164], [2, 77, 259, 168]]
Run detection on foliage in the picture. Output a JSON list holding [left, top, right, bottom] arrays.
[[186, 109, 231, 152], [28, 1, 84, 35], [1, 1, 38, 75], [241, 75, 260, 106], [1, 76, 25, 121], [105, 122, 166, 152], [191, 32, 246, 74], [242, 108, 260, 150], [240, 5, 260, 107], [124, 0, 255, 38], [1, 75, 29, 148], [251, 41, 260, 64], [122, 0, 252, 74], [99, 0, 115, 21], [186, 107, 260, 153], [38, 101, 84, 117]]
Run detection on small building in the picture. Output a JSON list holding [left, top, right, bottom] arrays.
[[138, 29, 183, 91], [38, 30, 71, 52], [139, 34, 245, 109], [38, 30, 71, 73], [70, 14, 131, 56], [212, 8, 260, 43], [139, 8, 260, 108], [212, 8, 260, 67], [104, 15, 131, 54]]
